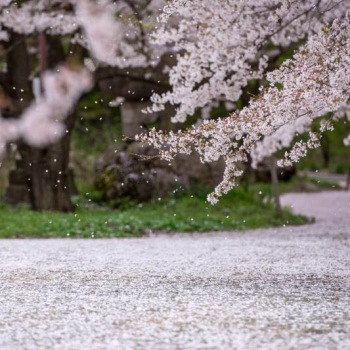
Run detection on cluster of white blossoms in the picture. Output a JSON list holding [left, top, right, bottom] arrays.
[[147, 0, 350, 122], [140, 16, 350, 203], [0, 66, 93, 153], [75, 0, 167, 67], [75, 0, 126, 66]]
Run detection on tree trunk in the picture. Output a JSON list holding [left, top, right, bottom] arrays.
[[269, 156, 282, 218], [19, 114, 75, 212], [345, 167, 350, 191], [4, 32, 76, 211]]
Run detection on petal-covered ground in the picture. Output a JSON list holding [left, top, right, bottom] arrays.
[[0, 191, 349, 349]]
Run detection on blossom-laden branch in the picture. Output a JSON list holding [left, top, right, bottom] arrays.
[[147, 0, 350, 122], [139, 16, 350, 204], [0, 66, 93, 153], [0, 0, 165, 68], [0, 1, 78, 36]]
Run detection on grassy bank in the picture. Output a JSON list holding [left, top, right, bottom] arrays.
[[0, 184, 310, 238]]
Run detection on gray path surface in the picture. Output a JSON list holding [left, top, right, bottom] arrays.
[[0, 191, 350, 350]]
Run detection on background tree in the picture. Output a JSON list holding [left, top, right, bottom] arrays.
[[0, 0, 165, 211]]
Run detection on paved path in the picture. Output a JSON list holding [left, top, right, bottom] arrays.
[[0, 191, 349, 349], [299, 170, 349, 189]]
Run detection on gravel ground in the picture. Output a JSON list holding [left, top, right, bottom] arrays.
[[0, 191, 349, 350]]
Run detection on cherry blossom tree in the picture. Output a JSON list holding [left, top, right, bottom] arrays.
[[140, 3, 350, 204]]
